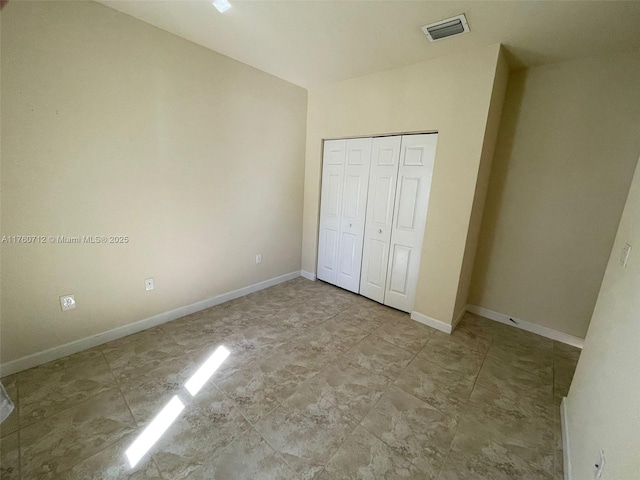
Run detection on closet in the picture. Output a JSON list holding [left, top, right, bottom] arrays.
[[316, 133, 437, 313]]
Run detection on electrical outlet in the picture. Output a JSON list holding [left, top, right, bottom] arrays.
[[60, 294, 76, 311], [594, 449, 605, 479], [620, 243, 632, 268], [145, 278, 154, 291], [256, 254, 262, 264]]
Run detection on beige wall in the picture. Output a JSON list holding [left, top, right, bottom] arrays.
[[470, 51, 640, 338], [453, 49, 509, 321], [0, 1, 307, 364], [566, 153, 640, 479], [302, 44, 504, 324]]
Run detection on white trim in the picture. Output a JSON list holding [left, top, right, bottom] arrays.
[[452, 307, 466, 331], [0, 271, 301, 377], [410, 311, 452, 334], [466, 305, 584, 348], [300, 270, 316, 281], [561, 397, 572, 480]]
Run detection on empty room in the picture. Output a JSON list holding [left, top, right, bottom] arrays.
[[1, 1, 639, 479]]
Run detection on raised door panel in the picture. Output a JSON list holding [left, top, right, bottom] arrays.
[[360, 136, 402, 303], [384, 134, 437, 312], [317, 139, 347, 285], [336, 137, 372, 293]]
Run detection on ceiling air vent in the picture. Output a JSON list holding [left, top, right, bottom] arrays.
[[421, 14, 470, 42]]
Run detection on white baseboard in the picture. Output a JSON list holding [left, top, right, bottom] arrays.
[[561, 397, 572, 480], [466, 305, 584, 349], [301, 270, 316, 281], [0, 271, 302, 377], [410, 311, 452, 334], [452, 307, 466, 331]]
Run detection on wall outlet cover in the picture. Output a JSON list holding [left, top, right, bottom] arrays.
[[60, 295, 76, 311], [145, 278, 154, 291], [620, 243, 632, 268], [595, 449, 605, 479]]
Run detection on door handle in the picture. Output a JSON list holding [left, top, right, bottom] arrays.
[[349, 223, 353, 228], [377, 229, 382, 234]]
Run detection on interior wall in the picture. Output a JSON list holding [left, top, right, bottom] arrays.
[[566, 153, 640, 479], [302, 44, 503, 325], [469, 51, 640, 338], [453, 49, 509, 321], [0, 1, 307, 364]]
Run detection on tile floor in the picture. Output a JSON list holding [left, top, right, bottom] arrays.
[[0, 277, 580, 479]]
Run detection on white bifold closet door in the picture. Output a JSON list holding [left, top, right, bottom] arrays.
[[316, 138, 372, 293], [382, 133, 437, 312], [318, 133, 437, 312], [359, 136, 402, 303]]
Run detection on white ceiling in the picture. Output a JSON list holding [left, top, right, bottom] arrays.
[[97, 0, 640, 88]]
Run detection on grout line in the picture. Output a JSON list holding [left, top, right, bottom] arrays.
[[99, 350, 140, 427], [484, 346, 554, 383], [375, 338, 477, 477], [320, 340, 424, 475], [44, 351, 143, 479], [440, 327, 557, 479], [435, 417, 461, 480], [206, 294, 385, 478], [151, 456, 166, 480], [249, 424, 304, 480], [149, 381, 255, 479]]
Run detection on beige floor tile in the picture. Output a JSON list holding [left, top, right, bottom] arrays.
[[487, 342, 553, 382], [117, 357, 198, 426], [476, 355, 553, 412], [332, 302, 405, 334], [360, 385, 457, 478], [164, 316, 244, 351], [65, 433, 162, 479], [18, 350, 116, 427], [419, 337, 486, 381], [324, 426, 424, 479], [492, 326, 553, 353], [338, 335, 414, 381], [20, 388, 136, 480], [372, 317, 435, 353], [394, 356, 475, 418], [439, 432, 553, 480], [554, 377, 571, 399], [553, 446, 564, 480], [554, 354, 579, 392], [216, 348, 321, 424], [8, 279, 577, 480], [101, 328, 187, 380], [187, 429, 298, 479], [468, 381, 553, 424], [263, 304, 331, 333], [204, 336, 282, 382], [436, 316, 493, 354], [152, 386, 250, 480], [456, 410, 553, 474], [295, 362, 391, 422], [293, 317, 368, 355], [0, 431, 20, 480], [314, 470, 336, 480], [255, 389, 356, 480], [553, 341, 581, 364]]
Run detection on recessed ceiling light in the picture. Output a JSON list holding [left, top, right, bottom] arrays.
[[212, 0, 231, 13]]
